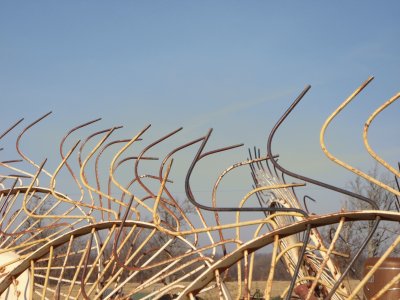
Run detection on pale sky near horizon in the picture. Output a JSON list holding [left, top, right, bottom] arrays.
[[1, 1, 400, 214]]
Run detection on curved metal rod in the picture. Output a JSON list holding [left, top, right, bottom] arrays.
[[51, 140, 109, 218], [116, 127, 186, 230], [363, 92, 400, 177], [213, 156, 275, 208], [112, 164, 170, 217], [159, 136, 204, 241], [119, 183, 175, 213], [134, 127, 182, 198], [109, 125, 157, 216], [112, 156, 162, 220], [185, 129, 308, 215], [153, 158, 174, 224], [16, 112, 53, 179], [0, 179, 53, 237], [195, 135, 246, 262], [79, 128, 128, 219], [95, 139, 131, 220], [78, 126, 123, 167], [266, 85, 379, 209], [320, 78, 400, 197], [20, 159, 71, 231], [60, 118, 102, 205]]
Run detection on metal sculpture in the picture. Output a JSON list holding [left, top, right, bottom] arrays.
[[1, 77, 399, 299]]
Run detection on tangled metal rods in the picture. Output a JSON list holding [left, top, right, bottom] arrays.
[[0, 77, 400, 300]]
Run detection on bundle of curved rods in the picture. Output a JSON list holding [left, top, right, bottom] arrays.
[[0, 77, 399, 300]]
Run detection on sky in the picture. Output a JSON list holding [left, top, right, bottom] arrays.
[[1, 1, 400, 214]]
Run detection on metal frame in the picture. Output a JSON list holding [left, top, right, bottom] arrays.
[[1, 77, 399, 299]]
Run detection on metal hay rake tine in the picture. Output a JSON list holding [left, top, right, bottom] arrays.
[[320, 77, 400, 197], [363, 92, 400, 178], [158, 136, 206, 243], [266, 84, 379, 210], [59, 118, 102, 206], [16, 112, 53, 178], [133, 127, 182, 198]]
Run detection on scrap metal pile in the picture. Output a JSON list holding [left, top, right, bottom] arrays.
[[1, 77, 400, 299]]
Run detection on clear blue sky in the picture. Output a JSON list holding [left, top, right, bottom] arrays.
[[1, 1, 399, 213]]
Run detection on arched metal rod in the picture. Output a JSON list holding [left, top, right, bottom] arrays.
[[185, 129, 308, 216], [266, 85, 379, 210]]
